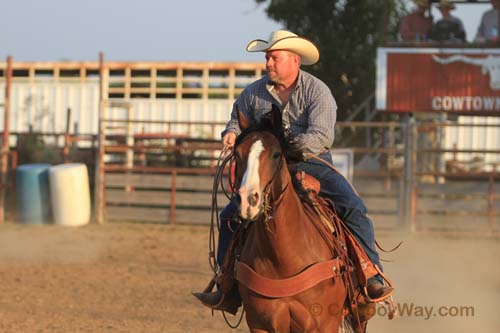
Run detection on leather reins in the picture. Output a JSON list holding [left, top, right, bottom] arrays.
[[208, 147, 236, 274]]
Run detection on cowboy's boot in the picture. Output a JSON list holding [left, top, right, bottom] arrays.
[[192, 237, 243, 315], [192, 289, 224, 307], [192, 276, 241, 315], [192, 275, 222, 306], [193, 216, 246, 315], [366, 279, 393, 303]]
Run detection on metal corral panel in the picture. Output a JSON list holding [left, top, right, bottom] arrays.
[[444, 116, 500, 168], [0, 82, 233, 140]]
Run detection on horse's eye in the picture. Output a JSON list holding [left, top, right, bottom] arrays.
[[272, 152, 281, 159]]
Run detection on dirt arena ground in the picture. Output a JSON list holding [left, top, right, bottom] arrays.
[[0, 221, 498, 333]]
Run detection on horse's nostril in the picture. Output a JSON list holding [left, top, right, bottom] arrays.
[[248, 192, 259, 207]]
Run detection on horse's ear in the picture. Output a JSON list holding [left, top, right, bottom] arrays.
[[270, 104, 282, 129], [237, 107, 251, 131], [261, 104, 282, 129]]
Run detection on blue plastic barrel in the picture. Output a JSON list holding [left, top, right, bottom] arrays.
[[16, 163, 52, 224]]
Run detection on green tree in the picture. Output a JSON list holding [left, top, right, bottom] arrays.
[[254, 0, 407, 120]]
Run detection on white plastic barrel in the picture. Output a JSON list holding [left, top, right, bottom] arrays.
[[49, 163, 91, 226]]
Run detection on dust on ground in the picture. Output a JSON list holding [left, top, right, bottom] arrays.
[[0, 222, 498, 332]]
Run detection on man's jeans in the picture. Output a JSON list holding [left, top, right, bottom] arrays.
[[216, 152, 383, 280]]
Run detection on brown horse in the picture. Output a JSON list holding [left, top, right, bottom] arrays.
[[231, 109, 355, 332]]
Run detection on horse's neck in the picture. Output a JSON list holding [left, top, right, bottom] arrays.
[[249, 185, 329, 276], [260, 185, 304, 234]]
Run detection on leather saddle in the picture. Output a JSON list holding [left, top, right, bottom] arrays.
[[293, 171, 379, 288]]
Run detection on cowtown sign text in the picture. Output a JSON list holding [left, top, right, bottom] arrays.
[[376, 47, 500, 114]]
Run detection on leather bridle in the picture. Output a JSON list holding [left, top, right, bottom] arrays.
[[236, 136, 289, 224]]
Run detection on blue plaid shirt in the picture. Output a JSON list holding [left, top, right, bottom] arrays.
[[223, 70, 337, 157]]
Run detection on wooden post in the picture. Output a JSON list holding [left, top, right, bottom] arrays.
[[202, 67, 209, 100], [411, 185, 418, 225], [401, 114, 416, 229], [0, 56, 12, 223], [138, 126, 146, 167], [125, 104, 134, 193], [488, 174, 494, 235], [170, 170, 177, 225], [150, 67, 157, 99], [228, 67, 235, 100], [94, 52, 106, 224], [175, 67, 183, 100], [385, 121, 395, 190], [126, 104, 134, 171], [124, 66, 131, 99]]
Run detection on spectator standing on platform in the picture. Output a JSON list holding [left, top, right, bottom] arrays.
[[475, 0, 500, 43], [431, 0, 466, 42], [399, 0, 433, 41]]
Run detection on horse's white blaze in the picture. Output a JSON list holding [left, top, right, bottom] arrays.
[[239, 140, 265, 219]]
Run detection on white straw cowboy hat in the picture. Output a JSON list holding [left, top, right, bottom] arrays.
[[437, 0, 456, 10], [246, 30, 320, 65]]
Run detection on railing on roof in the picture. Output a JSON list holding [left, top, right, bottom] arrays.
[[0, 61, 266, 100]]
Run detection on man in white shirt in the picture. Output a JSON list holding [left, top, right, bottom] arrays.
[[475, 0, 500, 43]]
